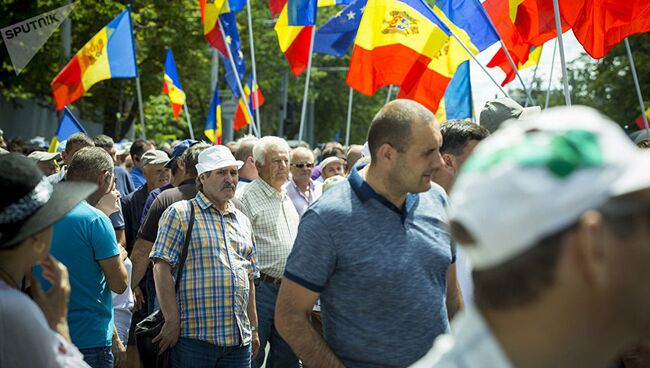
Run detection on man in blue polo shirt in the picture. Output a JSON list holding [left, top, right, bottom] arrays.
[[276, 99, 463, 368]]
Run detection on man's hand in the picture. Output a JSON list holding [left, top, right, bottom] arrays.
[[251, 331, 260, 359], [132, 286, 144, 312], [112, 336, 127, 368], [152, 319, 180, 354], [29, 255, 71, 341]]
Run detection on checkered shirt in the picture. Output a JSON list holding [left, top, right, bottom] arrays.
[[237, 177, 299, 278], [151, 191, 258, 346]]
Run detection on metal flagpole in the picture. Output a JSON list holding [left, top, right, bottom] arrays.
[[498, 41, 534, 106], [385, 85, 393, 104], [183, 103, 195, 139], [545, 39, 558, 110], [552, 0, 571, 106], [345, 87, 353, 146], [246, 0, 262, 136], [217, 18, 260, 138], [625, 38, 650, 131], [298, 27, 316, 143], [135, 77, 146, 139], [448, 32, 510, 98]]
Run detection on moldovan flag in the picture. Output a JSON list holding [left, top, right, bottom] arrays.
[[274, 0, 313, 76], [162, 49, 186, 119], [204, 84, 223, 144], [560, 0, 650, 59], [50, 8, 137, 110], [347, 0, 453, 112], [49, 107, 87, 153], [234, 75, 265, 131]]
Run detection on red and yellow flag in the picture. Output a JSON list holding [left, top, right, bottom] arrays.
[[346, 0, 452, 112], [51, 9, 137, 110]]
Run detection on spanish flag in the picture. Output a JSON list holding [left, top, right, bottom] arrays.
[[347, 0, 453, 112], [234, 75, 265, 131], [204, 83, 223, 144], [273, 0, 313, 76], [49, 107, 87, 153], [50, 8, 138, 110], [162, 49, 186, 119]]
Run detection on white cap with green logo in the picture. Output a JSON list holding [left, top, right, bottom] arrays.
[[449, 106, 650, 271]]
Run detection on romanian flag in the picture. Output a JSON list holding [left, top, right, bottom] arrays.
[[50, 9, 137, 110], [635, 107, 650, 130], [274, 0, 313, 76], [435, 61, 472, 122], [314, 0, 366, 57], [288, 0, 318, 25], [484, 0, 566, 86], [204, 83, 223, 144], [347, 0, 454, 112], [49, 107, 87, 153], [234, 75, 265, 131], [560, 0, 650, 59], [162, 49, 186, 119]]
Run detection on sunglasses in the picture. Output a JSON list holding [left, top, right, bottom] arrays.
[[291, 163, 314, 169]]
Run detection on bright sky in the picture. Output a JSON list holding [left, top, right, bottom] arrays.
[[469, 30, 586, 120]]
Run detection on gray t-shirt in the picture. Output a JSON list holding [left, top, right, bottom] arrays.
[[284, 167, 455, 368]]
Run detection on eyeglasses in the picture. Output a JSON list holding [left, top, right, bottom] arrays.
[[291, 163, 314, 169]]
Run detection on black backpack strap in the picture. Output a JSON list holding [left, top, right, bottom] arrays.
[[174, 201, 195, 292]]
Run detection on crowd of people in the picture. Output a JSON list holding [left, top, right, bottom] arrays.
[[1, 97, 650, 368]]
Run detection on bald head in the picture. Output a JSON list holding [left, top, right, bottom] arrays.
[[367, 99, 437, 160]]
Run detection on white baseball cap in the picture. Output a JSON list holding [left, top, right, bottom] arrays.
[[28, 151, 60, 162], [449, 106, 650, 271], [196, 145, 244, 175]]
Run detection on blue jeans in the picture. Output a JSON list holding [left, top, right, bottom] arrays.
[[79, 346, 113, 368], [252, 279, 300, 368], [170, 338, 251, 368]]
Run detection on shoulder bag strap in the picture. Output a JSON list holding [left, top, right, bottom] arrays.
[[173, 202, 195, 292]]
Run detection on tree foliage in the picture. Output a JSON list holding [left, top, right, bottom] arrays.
[[0, 0, 385, 145]]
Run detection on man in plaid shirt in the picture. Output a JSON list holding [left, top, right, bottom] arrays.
[[151, 145, 259, 367], [237, 136, 301, 368]]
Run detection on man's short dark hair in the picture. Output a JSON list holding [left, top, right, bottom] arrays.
[[66, 147, 113, 182], [235, 137, 257, 162], [93, 134, 115, 149], [321, 146, 346, 161], [183, 142, 211, 179], [130, 139, 152, 159], [65, 133, 94, 153], [367, 99, 435, 159], [440, 120, 489, 156], [637, 138, 650, 149]]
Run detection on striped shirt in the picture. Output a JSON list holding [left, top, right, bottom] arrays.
[[151, 192, 258, 347], [237, 177, 299, 278]]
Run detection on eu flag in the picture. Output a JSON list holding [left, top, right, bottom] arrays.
[[314, 0, 366, 57]]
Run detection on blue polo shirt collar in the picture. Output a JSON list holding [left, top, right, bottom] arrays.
[[348, 165, 419, 222]]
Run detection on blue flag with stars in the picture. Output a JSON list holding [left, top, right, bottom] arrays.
[[314, 0, 366, 57], [218, 12, 246, 98]]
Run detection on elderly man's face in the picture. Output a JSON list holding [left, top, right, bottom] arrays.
[[258, 147, 289, 190], [200, 165, 239, 206], [143, 163, 166, 187], [37, 159, 58, 176], [391, 122, 444, 194], [322, 161, 345, 180], [290, 150, 314, 184]]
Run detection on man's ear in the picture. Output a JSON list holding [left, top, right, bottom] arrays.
[[565, 210, 609, 287], [442, 153, 455, 168], [375, 143, 396, 166]]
